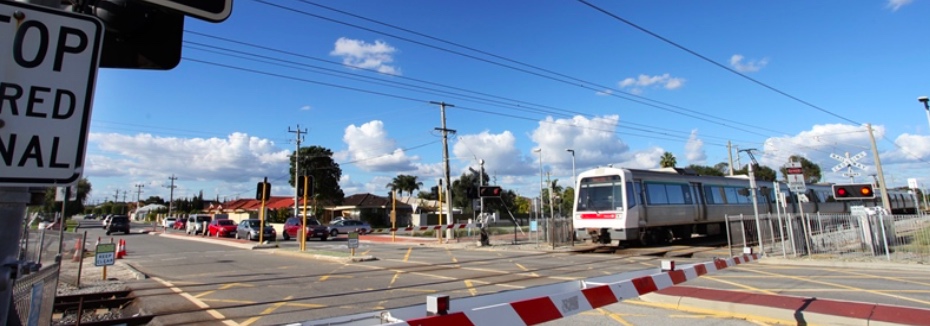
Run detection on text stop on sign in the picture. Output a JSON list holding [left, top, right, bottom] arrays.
[[0, 2, 103, 186]]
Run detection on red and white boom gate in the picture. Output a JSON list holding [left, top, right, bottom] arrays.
[[292, 254, 761, 326]]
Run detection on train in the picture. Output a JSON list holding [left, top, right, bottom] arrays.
[[572, 166, 918, 245]]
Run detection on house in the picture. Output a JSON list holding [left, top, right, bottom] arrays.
[[328, 193, 412, 226]]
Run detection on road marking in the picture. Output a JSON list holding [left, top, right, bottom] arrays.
[[201, 298, 257, 304], [194, 290, 215, 298], [595, 308, 633, 326], [827, 268, 930, 287], [220, 283, 254, 290], [152, 277, 239, 326], [743, 268, 930, 307], [703, 276, 777, 295], [389, 272, 401, 288], [239, 295, 293, 326], [464, 280, 478, 296], [403, 247, 413, 262], [628, 300, 792, 325], [515, 263, 529, 271]]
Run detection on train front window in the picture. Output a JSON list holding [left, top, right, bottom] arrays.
[[577, 175, 624, 211]]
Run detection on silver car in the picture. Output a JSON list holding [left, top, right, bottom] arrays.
[[236, 219, 276, 241], [328, 219, 371, 237]]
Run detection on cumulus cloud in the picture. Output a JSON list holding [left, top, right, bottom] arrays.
[[531, 115, 631, 173], [342, 120, 416, 172], [730, 54, 769, 73], [86, 132, 291, 182], [758, 124, 883, 183], [887, 0, 912, 11], [685, 130, 707, 164], [300, 105, 312, 111], [453, 131, 527, 176], [618, 73, 685, 94], [330, 38, 401, 75]]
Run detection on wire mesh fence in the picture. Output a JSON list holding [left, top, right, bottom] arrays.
[[726, 211, 930, 263], [18, 228, 83, 272], [12, 263, 59, 326]]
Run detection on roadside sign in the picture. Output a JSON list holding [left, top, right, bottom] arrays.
[[347, 232, 359, 249], [0, 2, 103, 187], [785, 162, 806, 193], [140, 0, 232, 22], [908, 178, 919, 190], [95, 243, 116, 266]]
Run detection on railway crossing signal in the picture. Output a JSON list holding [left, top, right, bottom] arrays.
[[478, 186, 502, 197], [833, 183, 875, 200]]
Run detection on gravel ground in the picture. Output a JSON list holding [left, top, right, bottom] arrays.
[[56, 255, 144, 296]]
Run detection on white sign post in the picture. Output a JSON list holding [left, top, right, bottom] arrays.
[[785, 162, 806, 193], [0, 2, 103, 187]]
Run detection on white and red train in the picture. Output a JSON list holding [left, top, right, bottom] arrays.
[[572, 166, 917, 245]]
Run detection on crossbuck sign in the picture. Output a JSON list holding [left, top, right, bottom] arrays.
[[0, 2, 103, 186]]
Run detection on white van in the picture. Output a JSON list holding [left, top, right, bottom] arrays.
[[186, 215, 212, 235]]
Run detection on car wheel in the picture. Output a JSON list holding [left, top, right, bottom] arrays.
[[283, 232, 290, 241], [105, 231, 110, 235], [330, 229, 338, 237]]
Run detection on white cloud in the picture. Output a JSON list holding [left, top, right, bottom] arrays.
[[887, 133, 930, 162], [759, 124, 881, 182], [453, 131, 527, 176], [618, 147, 666, 169], [617, 73, 685, 94], [342, 120, 416, 172], [887, 0, 912, 11], [685, 130, 707, 164], [86, 132, 291, 183], [729, 54, 769, 73], [330, 38, 401, 75], [531, 115, 631, 174], [300, 105, 312, 111]]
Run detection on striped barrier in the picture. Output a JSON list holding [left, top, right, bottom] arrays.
[[388, 253, 760, 326], [369, 223, 475, 234]]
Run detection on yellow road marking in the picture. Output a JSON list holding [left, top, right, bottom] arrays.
[[403, 247, 413, 262], [389, 272, 401, 288], [194, 290, 215, 298], [152, 277, 239, 326], [240, 295, 293, 326], [464, 280, 478, 296], [515, 263, 529, 271], [703, 276, 778, 295], [219, 283, 253, 290], [744, 268, 930, 307], [596, 308, 633, 326], [362, 249, 371, 255], [200, 298, 257, 304], [319, 275, 330, 282]]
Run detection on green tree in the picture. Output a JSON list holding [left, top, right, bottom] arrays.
[[734, 164, 778, 182], [560, 187, 575, 217], [41, 178, 92, 217], [289, 146, 345, 216], [513, 196, 531, 214], [660, 152, 677, 168], [687, 164, 725, 176], [144, 196, 166, 205], [779, 155, 823, 183], [418, 186, 439, 200], [386, 174, 423, 197], [713, 162, 730, 175]]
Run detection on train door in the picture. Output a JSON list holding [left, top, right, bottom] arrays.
[[691, 182, 706, 222]]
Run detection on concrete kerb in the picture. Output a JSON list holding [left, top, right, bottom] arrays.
[[268, 248, 377, 263]]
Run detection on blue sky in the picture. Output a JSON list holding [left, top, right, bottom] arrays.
[[83, 0, 930, 205]]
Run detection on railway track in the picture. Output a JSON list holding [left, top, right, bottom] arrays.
[[52, 290, 153, 326], [570, 235, 730, 258]]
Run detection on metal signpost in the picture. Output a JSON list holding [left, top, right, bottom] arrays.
[[0, 2, 103, 322], [347, 232, 359, 256]]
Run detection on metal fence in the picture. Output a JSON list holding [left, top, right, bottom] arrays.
[[19, 229, 83, 273], [12, 263, 59, 326], [726, 212, 930, 263]]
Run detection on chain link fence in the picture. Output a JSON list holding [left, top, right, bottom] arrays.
[[12, 263, 59, 326], [726, 212, 930, 263], [19, 229, 83, 273]]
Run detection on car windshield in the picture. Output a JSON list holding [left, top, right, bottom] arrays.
[[218, 220, 234, 226]]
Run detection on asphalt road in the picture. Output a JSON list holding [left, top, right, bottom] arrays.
[[70, 220, 777, 325]]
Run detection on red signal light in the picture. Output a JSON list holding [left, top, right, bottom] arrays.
[[832, 183, 875, 200], [836, 188, 848, 197]]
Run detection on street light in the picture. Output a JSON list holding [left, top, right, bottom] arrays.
[[533, 148, 544, 241], [565, 148, 575, 246], [920, 96, 930, 131]]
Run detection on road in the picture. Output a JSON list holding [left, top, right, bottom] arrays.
[[72, 221, 777, 325]]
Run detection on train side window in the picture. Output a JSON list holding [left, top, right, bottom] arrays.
[[724, 187, 739, 204], [666, 184, 686, 204], [645, 183, 668, 205]]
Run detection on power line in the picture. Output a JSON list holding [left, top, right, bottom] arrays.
[[577, 0, 860, 126]]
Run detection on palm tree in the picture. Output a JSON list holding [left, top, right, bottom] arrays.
[[386, 175, 423, 197], [660, 152, 677, 168]]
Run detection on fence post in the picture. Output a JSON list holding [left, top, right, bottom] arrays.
[[787, 213, 797, 257], [739, 214, 748, 251], [77, 231, 87, 288], [725, 215, 732, 256], [878, 211, 891, 261]]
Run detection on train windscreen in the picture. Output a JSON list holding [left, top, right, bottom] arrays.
[[576, 175, 624, 212]]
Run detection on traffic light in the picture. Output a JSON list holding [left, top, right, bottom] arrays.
[[256, 181, 271, 201], [832, 183, 875, 200], [297, 176, 314, 197], [478, 186, 502, 197]]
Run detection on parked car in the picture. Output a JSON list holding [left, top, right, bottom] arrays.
[[207, 219, 237, 237], [173, 218, 186, 230], [235, 219, 276, 241], [282, 217, 328, 241], [163, 217, 177, 228], [186, 215, 212, 235], [106, 215, 131, 235], [328, 219, 371, 237]]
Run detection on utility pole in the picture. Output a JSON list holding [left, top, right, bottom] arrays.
[[289, 125, 307, 218], [479, 159, 485, 216], [134, 184, 144, 219], [740, 148, 764, 254], [431, 101, 456, 221], [727, 141, 735, 176], [867, 123, 892, 212], [167, 175, 177, 217], [122, 191, 128, 214]]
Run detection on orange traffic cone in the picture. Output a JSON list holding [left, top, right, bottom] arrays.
[[116, 239, 127, 259], [71, 240, 82, 262]]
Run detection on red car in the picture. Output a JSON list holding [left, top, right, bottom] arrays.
[[282, 217, 329, 241], [173, 219, 186, 230], [208, 219, 238, 237]]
